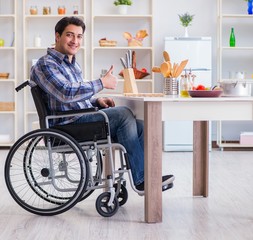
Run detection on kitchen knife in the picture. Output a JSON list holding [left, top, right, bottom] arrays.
[[128, 49, 132, 68], [120, 57, 127, 69], [125, 52, 130, 68], [132, 51, 136, 68]]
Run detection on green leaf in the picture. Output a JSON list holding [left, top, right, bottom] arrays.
[[178, 12, 195, 27]]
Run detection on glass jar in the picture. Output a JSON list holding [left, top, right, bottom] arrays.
[[43, 6, 51, 15], [58, 6, 66, 15], [73, 5, 79, 15], [30, 6, 38, 15]]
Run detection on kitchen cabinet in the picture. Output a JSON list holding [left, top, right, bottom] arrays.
[[22, 0, 86, 133], [217, 0, 253, 148], [0, 0, 17, 146], [91, 0, 154, 94]]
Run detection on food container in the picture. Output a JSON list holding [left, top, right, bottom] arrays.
[[30, 6, 38, 15], [58, 6, 66, 15], [43, 6, 51, 15], [219, 81, 252, 97]]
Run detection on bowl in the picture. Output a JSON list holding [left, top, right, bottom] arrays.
[[0, 73, 10, 79], [188, 90, 223, 98], [119, 68, 150, 79]]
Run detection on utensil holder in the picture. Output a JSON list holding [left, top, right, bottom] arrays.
[[164, 78, 178, 95], [123, 68, 138, 94]]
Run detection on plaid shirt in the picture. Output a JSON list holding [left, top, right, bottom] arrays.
[[30, 48, 103, 126]]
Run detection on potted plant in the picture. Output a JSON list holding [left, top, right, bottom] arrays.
[[113, 0, 132, 14], [178, 12, 194, 37]]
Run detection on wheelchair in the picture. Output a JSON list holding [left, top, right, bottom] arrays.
[[4, 81, 144, 217]]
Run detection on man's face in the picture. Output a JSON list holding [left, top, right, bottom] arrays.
[[55, 24, 83, 59]]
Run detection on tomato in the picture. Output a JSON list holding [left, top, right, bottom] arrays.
[[196, 84, 206, 90], [192, 86, 197, 90], [141, 68, 147, 73]]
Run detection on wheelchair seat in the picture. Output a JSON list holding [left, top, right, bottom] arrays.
[[31, 85, 108, 142]]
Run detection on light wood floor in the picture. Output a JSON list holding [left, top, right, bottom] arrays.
[[1, 149, 253, 240]]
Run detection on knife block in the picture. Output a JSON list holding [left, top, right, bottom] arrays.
[[123, 68, 138, 94]]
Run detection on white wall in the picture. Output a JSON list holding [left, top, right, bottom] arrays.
[[15, 0, 250, 141], [153, 0, 217, 92]]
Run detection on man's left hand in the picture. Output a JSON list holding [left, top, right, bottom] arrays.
[[97, 97, 115, 108]]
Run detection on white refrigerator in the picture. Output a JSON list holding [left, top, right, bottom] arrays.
[[163, 37, 212, 151]]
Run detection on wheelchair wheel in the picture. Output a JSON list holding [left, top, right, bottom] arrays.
[[95, 192, 119, 217], [113, 183, 128, 206], [79, 149, 103, 201], [5, 129, 89, 216]]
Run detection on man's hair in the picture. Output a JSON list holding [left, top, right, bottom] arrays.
[[55, 17, 86, 35]]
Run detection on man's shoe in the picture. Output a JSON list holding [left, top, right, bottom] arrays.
[[135, 174, 175, 192]]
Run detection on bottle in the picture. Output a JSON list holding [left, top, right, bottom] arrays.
[[180, 74, 190, 97], [229, 27, 236, 47]]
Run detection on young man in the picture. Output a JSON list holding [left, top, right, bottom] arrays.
[[30, 16, 174, 192]]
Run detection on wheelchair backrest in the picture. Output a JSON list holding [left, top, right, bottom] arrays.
[[31, 85, 50, 129]]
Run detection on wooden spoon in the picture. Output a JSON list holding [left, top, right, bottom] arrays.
[[163, 51, 170, 62], [171, 63, 178, 78], [160, 61, 171, 78], [174, 59, 189, 78]]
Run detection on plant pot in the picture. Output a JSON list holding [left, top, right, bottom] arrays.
[[117, 5, 129, 15]]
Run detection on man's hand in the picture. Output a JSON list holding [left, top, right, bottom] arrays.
[[101, 65, 118, 90], [97, 97, 115, 108]]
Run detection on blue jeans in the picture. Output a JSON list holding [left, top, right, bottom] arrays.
[[74, 106, 144, 185]]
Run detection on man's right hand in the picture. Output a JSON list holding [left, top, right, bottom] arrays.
[[101, 65, 118, 90]]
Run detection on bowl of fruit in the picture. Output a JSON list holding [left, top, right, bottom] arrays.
[[188, 84, 223, 98]]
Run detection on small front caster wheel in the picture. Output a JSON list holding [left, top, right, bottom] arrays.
[[95, 192, 119, 217], [113, 183, 128, 206]]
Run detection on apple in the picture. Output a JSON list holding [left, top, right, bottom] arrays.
[[141, 68, 147, 73], [0, 38, 4, 47]]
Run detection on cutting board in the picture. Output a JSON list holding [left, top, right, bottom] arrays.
[[124, 93, 164, 97]]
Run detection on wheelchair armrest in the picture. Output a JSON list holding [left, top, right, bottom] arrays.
[[54, 107, 99, 116], [45, 107, 109, 128]]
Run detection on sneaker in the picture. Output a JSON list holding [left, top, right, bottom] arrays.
[[135, 174, 175, 192]]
